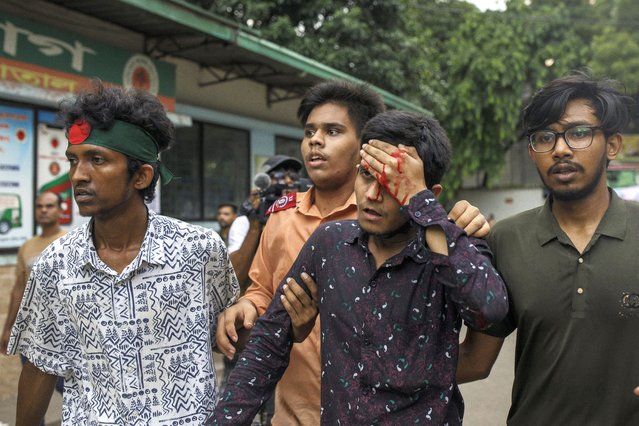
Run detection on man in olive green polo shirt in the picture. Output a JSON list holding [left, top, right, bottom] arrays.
[[457, 71, 639, 425]]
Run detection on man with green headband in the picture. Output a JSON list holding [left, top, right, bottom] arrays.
[[8, 82, 239, 425]]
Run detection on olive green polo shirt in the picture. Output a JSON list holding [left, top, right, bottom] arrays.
[[485, 189, 639, 426]]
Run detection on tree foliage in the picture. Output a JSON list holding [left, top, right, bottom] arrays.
[[208, 0, 439, 108], [434, 0, 590, 194], [200, 0, 634, 198]]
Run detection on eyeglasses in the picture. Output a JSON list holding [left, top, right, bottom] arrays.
[[528, 125, 602, 153]]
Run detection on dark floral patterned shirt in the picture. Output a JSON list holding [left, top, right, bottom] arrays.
[[213, 190, 508, 425]]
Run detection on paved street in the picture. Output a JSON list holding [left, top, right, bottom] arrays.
[[0, 265, 515, 425]]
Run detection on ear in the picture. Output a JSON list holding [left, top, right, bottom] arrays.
[[528, 144, 536, 160], [133, 164, 156, 190], [431, 184, 443, 198], [606, 133, 622, 161]]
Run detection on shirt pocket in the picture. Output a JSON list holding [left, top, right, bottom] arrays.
[[360, 321, 435, 395]]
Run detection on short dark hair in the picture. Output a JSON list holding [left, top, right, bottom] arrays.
[[522, 70, 634, 139], [360, 110, 452, 186], [297, 81, 386, 136], [36, 191, 63, 208], [217, 203, 238, 214], [58, 80, 175, 202]]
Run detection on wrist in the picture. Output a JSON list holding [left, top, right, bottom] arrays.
[[238, 297, 257, 311]]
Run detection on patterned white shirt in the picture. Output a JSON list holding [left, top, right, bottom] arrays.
[[9, 210, 239, 425]]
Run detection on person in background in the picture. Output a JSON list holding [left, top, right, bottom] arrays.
[[213, 109, 508, 425], [216, 203, 237, 246], [458, 70, 639, 425], [1, 192, 67, 423], [8, 82, 239, 425], [1, 192, 67, 354], [227, 155, 304, 292], [216, 80, 491, 425]]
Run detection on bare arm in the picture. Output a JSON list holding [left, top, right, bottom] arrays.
[[16, 360, 57, 426], [229, 217, 263, 294], [457, 328, 504, 384], [1, 275, 27, 354]]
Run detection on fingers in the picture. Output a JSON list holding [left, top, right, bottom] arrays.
[[361, 140, 426, 206], [215, 311, 236, 359], [360, 140, 409, 173], [634, 386, 639, 397], [215, 301, 257, 360], [448, 201, 490, 238], [282, 273, 318, 326], [468, 220, 490, 238], [300, 272, 318, 301], [282, 277, 315, 311], [448, 200, 470, 222]]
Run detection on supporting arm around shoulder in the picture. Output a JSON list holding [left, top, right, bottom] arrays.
[[16, 360, 57, 426], [457, 328, 505, 384]]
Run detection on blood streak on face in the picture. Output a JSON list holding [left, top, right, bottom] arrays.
[[378, 149, 410, 205], [391, 149, 407, 173]]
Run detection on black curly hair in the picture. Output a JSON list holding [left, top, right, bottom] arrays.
[[58, 80, 175, 202]]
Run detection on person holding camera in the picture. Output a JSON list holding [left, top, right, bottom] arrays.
[[228, 155, 305, 293]]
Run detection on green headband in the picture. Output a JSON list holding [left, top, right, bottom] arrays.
[[67, 119, 174, 185]]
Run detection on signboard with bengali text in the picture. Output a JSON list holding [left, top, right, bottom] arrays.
[[0, 12, 176, 111]]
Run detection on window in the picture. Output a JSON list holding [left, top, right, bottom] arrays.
[[162, 121, 249, 221]]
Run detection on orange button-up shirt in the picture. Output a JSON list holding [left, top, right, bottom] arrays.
[[243, 187, 357, 425]]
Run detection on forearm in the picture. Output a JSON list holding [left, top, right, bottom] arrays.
[[1, 278, 27, 352], [3, 280, 25, 333], [457, 329, 504, 384], [16, 361, 57, 426]]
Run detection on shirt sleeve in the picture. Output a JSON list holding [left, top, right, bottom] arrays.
[[213, 232, 319, 425], [405, 189, 509, 330], [8, 248, 76, 376], [206, 235, 240, 314], [227, 215, 249, 253]]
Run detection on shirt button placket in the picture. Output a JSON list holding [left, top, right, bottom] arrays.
[[577, 257, 584, 295]]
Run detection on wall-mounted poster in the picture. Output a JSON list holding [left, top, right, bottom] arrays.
[[36, 113, 89, 231], [0, 104, 34, 249]]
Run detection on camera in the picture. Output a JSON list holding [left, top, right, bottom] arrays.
[[240, 171, 312, 224]]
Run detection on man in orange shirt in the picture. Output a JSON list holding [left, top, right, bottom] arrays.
[[216, 81, 488, 424]]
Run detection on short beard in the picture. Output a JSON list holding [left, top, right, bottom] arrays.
[[540, 155, 607, 202]]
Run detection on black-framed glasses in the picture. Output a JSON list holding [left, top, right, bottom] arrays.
[[528, 125, 602, 153]]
